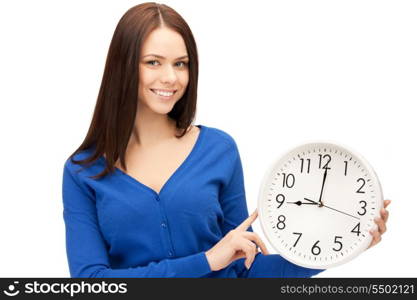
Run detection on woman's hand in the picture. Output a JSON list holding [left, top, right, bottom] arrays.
[[368, 199, 391, 249], [205, 210, 270, 271]]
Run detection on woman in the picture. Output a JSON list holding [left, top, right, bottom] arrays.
[[62, 2, 390, 278]]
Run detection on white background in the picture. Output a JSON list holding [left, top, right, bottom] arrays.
[[0, 0, 416, 277]]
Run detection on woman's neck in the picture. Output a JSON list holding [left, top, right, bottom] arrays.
[[130, 106, 178, 148]]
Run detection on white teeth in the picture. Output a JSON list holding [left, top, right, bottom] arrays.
[[153, 89, 174, 97]]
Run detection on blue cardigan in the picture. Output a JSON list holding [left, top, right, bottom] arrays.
[[62, 125, 323, 278]]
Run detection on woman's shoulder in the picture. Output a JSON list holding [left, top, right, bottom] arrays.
[[63, 147, 103, 176], [199, 124, 238, 149]]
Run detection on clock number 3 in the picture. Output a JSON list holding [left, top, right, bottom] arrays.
[[357, 200, 367, 216]]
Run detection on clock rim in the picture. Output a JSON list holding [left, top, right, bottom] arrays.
[[257, 140, 384, 269]]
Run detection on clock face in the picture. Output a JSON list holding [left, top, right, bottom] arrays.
[[257, 142, 383, 269]]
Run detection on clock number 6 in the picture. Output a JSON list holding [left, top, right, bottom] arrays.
[[311, 240, 321, 256]]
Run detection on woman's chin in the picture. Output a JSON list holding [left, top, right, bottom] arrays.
[[148, 103, 176, 115]]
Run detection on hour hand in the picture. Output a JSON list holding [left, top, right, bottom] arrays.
[[288, 200, 318, 206], [303, 197, 320, 205]]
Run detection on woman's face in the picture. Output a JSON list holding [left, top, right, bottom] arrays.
[[138, 26, 189, 115]]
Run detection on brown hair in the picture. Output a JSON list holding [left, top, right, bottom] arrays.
[[68, 2, 199, 180]]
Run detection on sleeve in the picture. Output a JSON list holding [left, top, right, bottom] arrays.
[[243, 253, 325, 278], [62, 162, 212, 278], [218, 141, 254, 236], [282, 258, 325, 278]]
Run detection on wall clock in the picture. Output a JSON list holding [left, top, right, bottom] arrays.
[[257, 142, 383, 269]]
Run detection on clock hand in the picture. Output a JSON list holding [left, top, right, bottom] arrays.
[[318, 168, 328, 207], [304, 197, 359, 220], [304, 197, 319, 204], [321, 204, 360, 220], [287, 201, 318, 206]]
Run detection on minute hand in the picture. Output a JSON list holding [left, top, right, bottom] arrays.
[[303, 198, 360, 220], [318, 168, 328, 207]]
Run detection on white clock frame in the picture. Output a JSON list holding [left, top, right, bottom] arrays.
[[257, 141, 384, 269]]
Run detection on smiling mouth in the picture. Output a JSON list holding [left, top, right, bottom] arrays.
[[150, 89, 177, 97]]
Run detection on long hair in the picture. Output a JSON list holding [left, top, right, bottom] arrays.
[[68, 2, 199, 180]]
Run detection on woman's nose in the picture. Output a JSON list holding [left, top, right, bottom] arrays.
[[160, 65, 177, 84]]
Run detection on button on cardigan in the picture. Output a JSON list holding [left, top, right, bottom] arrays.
[[62, 125, 324, 278]]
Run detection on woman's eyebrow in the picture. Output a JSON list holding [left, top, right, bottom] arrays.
[[142, 54, 189, 60]]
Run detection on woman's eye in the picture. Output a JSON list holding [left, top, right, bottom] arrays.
[[175, 61, 188, 68], [147, 60, 160, 66]]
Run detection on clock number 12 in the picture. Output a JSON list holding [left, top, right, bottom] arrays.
[[318, 154, 331, 170]]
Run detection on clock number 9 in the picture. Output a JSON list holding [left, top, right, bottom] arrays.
[[275, 194, 285, 209], [357, 200, 367, 216], [282, 173, 295, 188], [311, 240, 321, 256], [276, 215, 286, 230]]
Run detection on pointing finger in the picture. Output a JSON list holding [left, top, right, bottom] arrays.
[[236, 210, 258, 231]]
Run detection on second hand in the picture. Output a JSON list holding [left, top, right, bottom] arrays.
[[304, 198, 360, 220]]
